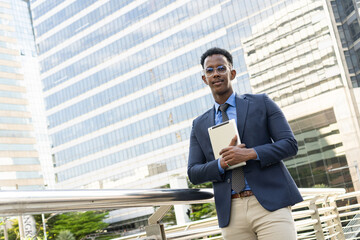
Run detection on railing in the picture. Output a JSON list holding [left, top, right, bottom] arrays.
[[0, 189, 213, 216], [0, 189, 214, 240], [3, 188, 360, 239], [113, 188, 360, 240], [292, 188, 346, 240], [343, 214, 360, 239]]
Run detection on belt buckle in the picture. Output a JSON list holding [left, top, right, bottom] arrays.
[[240, 190, 251, 198], [240, 191, 246, 198], [235, 193, 242, 198]]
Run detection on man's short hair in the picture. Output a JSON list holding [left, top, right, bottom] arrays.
[[200, 47, 233, 68]]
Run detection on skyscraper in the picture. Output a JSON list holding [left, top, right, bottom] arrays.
[[0, 0, 52, 190], [242, 0, 360, 191], [29, 0, 360, 228], [330, 0, 360, 88], [30, 0, 253, 190]]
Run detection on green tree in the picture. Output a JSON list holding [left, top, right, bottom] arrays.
[[56, 230, 75, 240], [49, 211, 108, 240], [188, 180, 217, 221], [160, 206, 176, 226], [6, 211, 108, 240], [158, 181, 216, 225], [313, 183, 329, 188], [7, 218, 19, 240], [6, 214, 63, 240], [34, 214, 54, 239]]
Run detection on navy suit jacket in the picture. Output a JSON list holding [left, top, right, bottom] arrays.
[[187, 93, 303, 228]]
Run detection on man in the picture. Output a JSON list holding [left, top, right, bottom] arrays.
[[187, 47, 303, 239]]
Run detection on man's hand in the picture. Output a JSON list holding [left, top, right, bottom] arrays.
[[220, 135, 257, 168]]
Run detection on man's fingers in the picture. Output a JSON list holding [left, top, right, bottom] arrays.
[[219, 146, 229, 155], [229, 135, 237, 146], [221, 150, 230, 158], [220, 136, 238, 155], [219, 145, 234, 155], [223, 155, 230, 162]]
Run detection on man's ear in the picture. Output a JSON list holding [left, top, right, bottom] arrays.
[[202, 75, 209, 85], [230, 69, 237, 80]]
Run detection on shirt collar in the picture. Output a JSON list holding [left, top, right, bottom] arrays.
[[214, 92, 236, 114]]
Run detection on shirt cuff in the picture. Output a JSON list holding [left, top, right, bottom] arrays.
[[218, 158, 225, 174]]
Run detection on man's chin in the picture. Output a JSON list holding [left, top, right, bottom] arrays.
[[211, 84, 233, 95], [212, 89, 230, 96]]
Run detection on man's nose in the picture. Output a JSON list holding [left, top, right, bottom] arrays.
[[213, 70, 221, 77]]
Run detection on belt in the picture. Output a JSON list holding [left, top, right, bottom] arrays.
[[231, 190, 254, 199]]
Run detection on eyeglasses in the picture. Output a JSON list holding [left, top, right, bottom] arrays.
[[203, 65, 230, 77]]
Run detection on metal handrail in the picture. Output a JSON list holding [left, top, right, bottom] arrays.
[[4, 187, 360, 239], [0, 189, 213, 216]]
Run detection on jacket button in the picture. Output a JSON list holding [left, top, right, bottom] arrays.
[[227, 178, 231, 183]]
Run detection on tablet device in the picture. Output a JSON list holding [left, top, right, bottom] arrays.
[[208, 119, 246, 170]]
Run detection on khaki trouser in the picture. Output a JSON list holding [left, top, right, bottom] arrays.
[[221, 195, 297, 240]]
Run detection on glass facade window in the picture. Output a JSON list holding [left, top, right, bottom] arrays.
[[0, 0, 49, 190], [349, 20, 360, 41], [53, 96, 208, 167], [342, 0, 355, 15], [31, 1, 65, 21], [49, 72, 204, 144], [243, 0, 345, 107], [332, 0, 360, 87], [286, 109, 353, 191]]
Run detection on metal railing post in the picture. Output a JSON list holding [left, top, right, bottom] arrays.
[[328, 196, 346, 240], [145, 205, 172, 240], [309, 197, 325, 240], [322, 196, 336, 239]]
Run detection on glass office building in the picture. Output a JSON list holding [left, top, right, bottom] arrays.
[[29, 0, 360, 226], [242, 0, 360, 190], [331, 0, 360, 88], [30, 0, 252, 190], [0, 0, 52, 190]]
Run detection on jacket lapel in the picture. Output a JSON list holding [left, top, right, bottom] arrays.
[[200, 105, 215, 131], [236, 94, 249, 140], [208, 106, 215, 127], [202, 106, 216, 159]]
